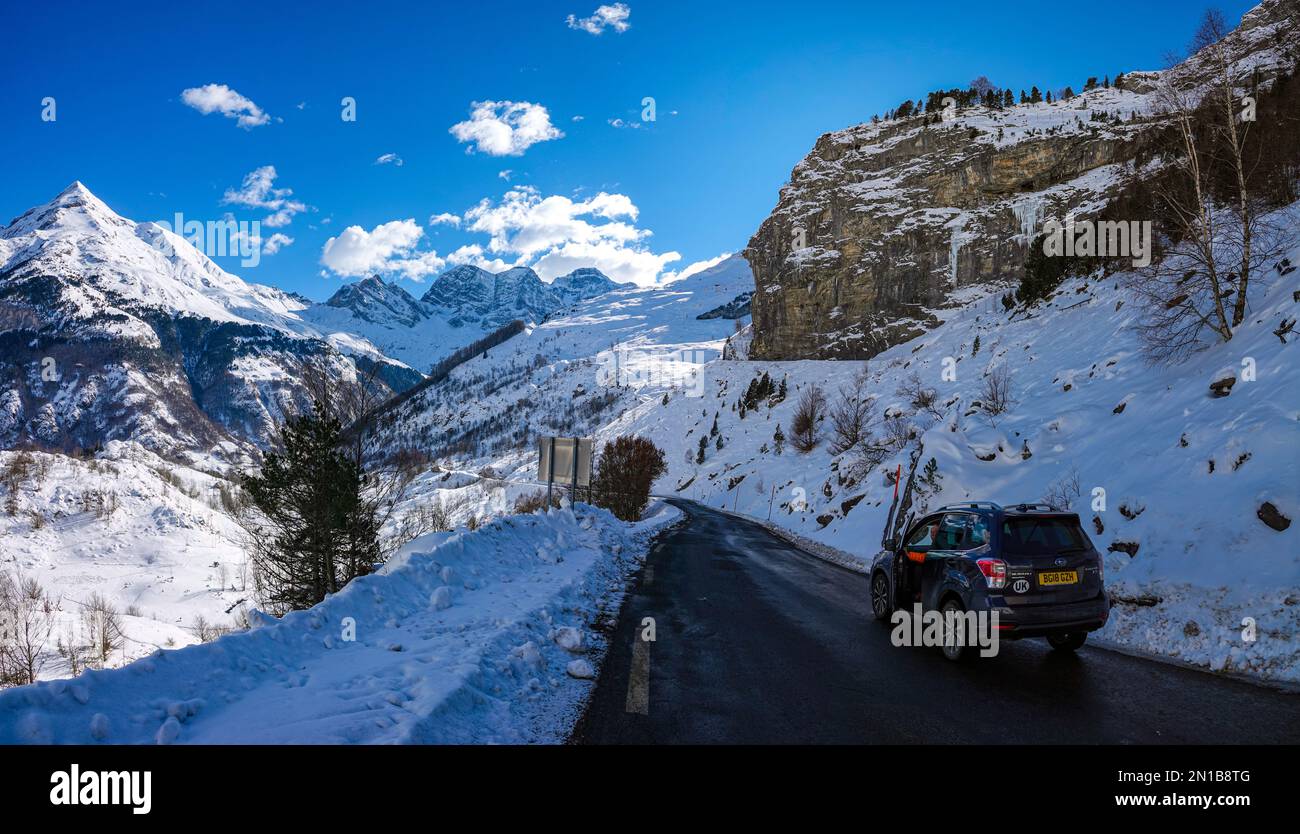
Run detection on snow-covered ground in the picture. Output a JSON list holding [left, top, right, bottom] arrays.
[[0, 442, 248, 670], [0, 502, 678, 743], [606, 261, 1300, 682], [366, 231, 1299, 682]]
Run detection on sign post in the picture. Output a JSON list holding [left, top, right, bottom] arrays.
[[538, 437, 594, 505]]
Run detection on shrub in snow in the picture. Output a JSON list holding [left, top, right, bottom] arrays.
[[591, 436, 667, 521]]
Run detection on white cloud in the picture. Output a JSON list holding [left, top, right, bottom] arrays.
[[444, 244, 518, 274], [660, 251, 732, 283], [463, 186, 677, 285], [449, 100, 563, 157], [180, 84, 270, 129], [608, 118, 643, 129], [320, 219, 445, 280], [261, 233, 294, 255], [322, 184, 677, 286], [374, 152, 404, 167], [498, 169, 514, 181], [221, 166, 309, 228], [566, 4, 631, 35]]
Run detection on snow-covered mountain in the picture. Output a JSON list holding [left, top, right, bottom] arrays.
[[300, 265, 630, 372], [0, 183, 412, 456], [322, 274, 427, 328], [420, 264, 632, 329]]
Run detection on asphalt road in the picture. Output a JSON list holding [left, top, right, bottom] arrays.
[[572, 499, 1300, 744]]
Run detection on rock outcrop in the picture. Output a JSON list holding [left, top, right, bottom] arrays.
[[743, 0, 1298, 359]]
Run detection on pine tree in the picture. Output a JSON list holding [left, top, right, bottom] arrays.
[[242, 405, 376, 614], [697, 435, 707, 464], [772, 424, 785, 456]]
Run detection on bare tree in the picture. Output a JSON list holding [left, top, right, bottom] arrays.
[[979, 365, 1017, 426], [1133, 10, 1286, 360], [895, 371, 944, 421], [0, 570, 59, 687], [81, 592, 124, 671], [829, 370, 877, 455], [1043, 468, 1082, 511], [56, 626, 86, 679], [789, 385, 827, 453]]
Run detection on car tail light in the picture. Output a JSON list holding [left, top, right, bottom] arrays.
[[976, 558, 1007, 589]]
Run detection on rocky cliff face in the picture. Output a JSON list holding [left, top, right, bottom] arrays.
[[743, 0, 1298, 360]]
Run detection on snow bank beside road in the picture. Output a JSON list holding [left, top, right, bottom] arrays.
[[0, 502, 678, 744]]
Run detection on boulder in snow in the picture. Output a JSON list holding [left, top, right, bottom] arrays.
[[1258, 502, 1291, 532], [554, 626, 584, 652], [566, 659, 595, 679]]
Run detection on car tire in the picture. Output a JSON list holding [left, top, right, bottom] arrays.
[[1047, 632, 1087, 652], [940, 599, 966, 662], [870, 571, 893, 621]]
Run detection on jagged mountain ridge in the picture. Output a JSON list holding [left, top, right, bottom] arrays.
[[306, 263, 631, 371], [743, 0, 1299, 359]]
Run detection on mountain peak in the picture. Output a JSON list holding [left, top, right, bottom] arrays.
[[4, 181, 120, 238], [325, 274, 425, 327]]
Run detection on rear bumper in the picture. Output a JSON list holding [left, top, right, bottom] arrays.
[[987, 593, 1110, 639]]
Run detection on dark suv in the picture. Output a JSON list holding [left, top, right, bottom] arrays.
[[870, 502, 1109, 660]]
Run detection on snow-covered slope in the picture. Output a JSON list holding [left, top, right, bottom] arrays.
[[0, 183, 415, 454], [366, 255, 755, 461], [370, 222, 1299, 682], [610, 248, 1300, 682], [744, 0, 1300, 359], [0, 182, 309, 332], [0, 503, 678, 744]]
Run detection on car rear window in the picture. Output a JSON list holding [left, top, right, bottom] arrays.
[[1000, 517, 1088, 555]]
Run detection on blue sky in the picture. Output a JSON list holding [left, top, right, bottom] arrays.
[[0, 0, 1257, 299]]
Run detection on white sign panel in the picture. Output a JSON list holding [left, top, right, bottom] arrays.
[[537, 437, 593, 487]]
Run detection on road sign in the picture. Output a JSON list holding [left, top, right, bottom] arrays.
[[537, 437, 593, 489]]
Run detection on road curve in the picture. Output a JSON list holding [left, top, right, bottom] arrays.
[[572, 499, 1300, 744]]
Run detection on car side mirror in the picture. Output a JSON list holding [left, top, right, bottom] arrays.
[[883, 537, 897, 552]]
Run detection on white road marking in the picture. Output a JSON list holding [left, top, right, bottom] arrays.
[[625, 636, 650, 715]]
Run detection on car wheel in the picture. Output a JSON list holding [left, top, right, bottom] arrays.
[[1047, 632, 1087, 652], [871, 572, 893, 621], [940, 599, 966, 662]]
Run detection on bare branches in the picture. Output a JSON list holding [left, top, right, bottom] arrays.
[[789, 384, 827, 453], [978, 365, 1017, 426], [829, 370, 876, 455], [1043, 468, 1082, 512], [895, 371, 944, 421], [0, 570, 59, 687]]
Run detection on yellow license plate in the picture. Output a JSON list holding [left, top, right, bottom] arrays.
[[1038, 570, 1079, 586]]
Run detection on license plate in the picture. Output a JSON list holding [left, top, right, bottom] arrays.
[[1038, 570, 1079, 586]]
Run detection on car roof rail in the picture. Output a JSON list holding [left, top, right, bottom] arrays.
[[936, 501, 1002, 512], [1007, 502, 1061, 513]]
